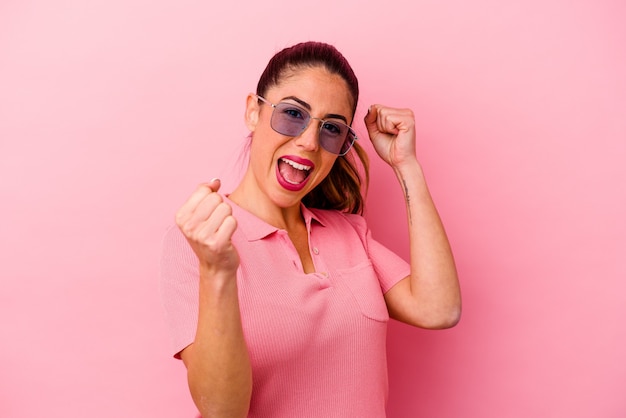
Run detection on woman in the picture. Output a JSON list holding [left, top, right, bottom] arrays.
[[161, 41, 461, 417]]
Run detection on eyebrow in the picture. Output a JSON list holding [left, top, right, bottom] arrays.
[[281, 95, 348, 123]]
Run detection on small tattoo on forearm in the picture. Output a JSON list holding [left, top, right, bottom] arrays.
[[402, 178, 413, 225]]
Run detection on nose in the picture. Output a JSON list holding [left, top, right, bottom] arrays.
[[293, 119, 320, 152]]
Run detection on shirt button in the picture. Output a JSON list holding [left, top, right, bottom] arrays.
[[312, 247, 319, 255]]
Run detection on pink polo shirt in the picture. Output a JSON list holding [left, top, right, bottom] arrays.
[[160, 196, 410, 417]]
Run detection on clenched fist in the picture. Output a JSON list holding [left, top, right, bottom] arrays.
[[364, 104, 418, 169], [175, 179, 240, 277]]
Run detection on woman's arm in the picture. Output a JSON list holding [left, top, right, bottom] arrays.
[[176, 180, 252, 417], [364, 106, 461, 329]]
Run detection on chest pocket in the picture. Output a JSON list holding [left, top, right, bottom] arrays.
[[337, 261, 389, 322]]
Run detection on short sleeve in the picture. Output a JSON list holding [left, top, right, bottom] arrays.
[[365, 228, 411, 293], [341, 213, 411, 293], [159, 225, 200, 358]]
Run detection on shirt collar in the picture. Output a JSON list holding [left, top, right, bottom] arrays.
[[225, 195, 326, 242]]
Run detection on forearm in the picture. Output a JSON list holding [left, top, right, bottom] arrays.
[[394, 158, 461, 328], [184, 269, 252, 417]]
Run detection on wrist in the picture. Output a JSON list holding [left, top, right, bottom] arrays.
[[199, 264, 238, 290], [392, 156, 423, 179]]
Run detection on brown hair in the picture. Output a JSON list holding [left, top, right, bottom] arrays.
[[256, 41, 369, 215]]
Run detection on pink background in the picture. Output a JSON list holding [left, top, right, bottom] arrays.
[[1, 0, 625, 416]]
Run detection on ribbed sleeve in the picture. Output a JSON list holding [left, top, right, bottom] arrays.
[[159, 225, 200, 358]]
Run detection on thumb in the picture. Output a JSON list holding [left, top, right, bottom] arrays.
[[363, 104, 379, 132], [363, 104, 378, 125], [208, 178, 222, 192]]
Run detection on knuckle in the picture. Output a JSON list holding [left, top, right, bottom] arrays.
[[217, 202, 232, 215], [209, 193, 223, 204], [180, 223, 194, 238], [203, 236, 218, 249]]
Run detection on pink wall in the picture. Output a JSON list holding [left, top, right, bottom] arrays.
[[1, 0, 624, 416]]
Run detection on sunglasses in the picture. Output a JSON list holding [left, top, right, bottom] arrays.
[[256, 95, 357, 156]]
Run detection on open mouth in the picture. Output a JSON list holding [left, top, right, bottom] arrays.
[[276, 156, 313, 191]]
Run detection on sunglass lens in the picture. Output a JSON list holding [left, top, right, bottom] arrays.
[[272, 103, 309, 136], [320, 123, 354, 155]]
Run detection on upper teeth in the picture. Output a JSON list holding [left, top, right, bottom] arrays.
[[281, 158, 311, 171]]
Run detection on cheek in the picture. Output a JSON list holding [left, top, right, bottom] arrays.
[[249, 132, 289, 176], [250, 130, 279, 156]]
